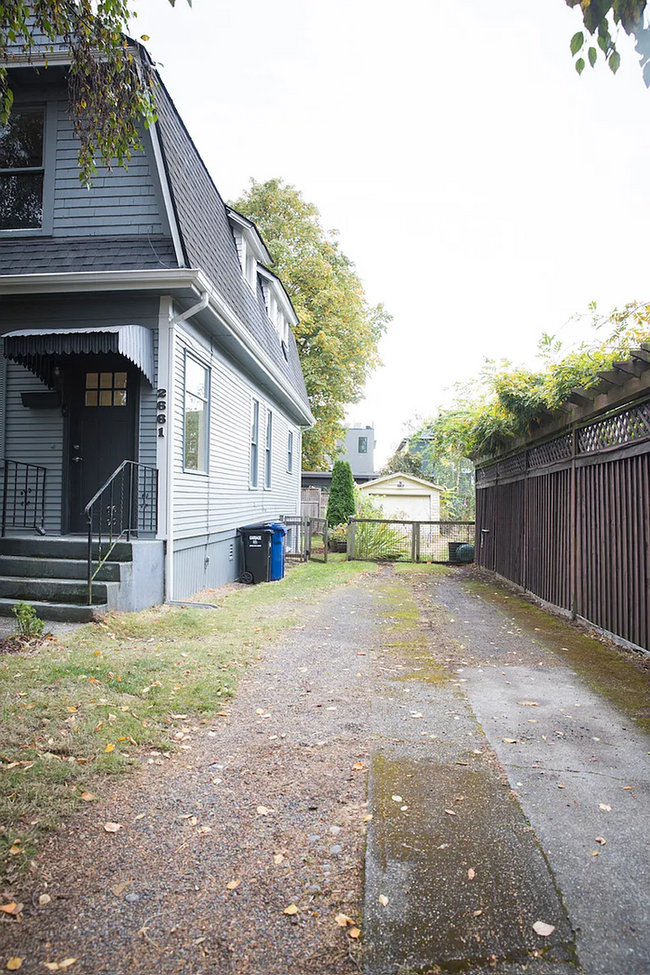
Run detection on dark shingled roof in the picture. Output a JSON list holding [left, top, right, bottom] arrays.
[[0, 236, 177, 275], [153, 82, 310, 412]]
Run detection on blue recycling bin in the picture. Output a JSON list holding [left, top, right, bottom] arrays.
[[267, 522, 287, 581]]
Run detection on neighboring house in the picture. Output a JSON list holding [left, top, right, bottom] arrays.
[[337, 425, 376, 477], [358, 472, 443, 521], [0, 40, 313, 619]]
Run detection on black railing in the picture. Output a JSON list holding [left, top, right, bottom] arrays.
[[85, 461, 158, 604], [2, 460, 47, 536]]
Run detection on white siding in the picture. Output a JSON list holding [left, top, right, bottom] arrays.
[[171, 322, 301, 542]]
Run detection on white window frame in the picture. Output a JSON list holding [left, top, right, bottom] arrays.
[[183, 351, 210, 474], [264, 409, 273, 489], [287, 429, 294, 474], [250, 398, 260, 488]]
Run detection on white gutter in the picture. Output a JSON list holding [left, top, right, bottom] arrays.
[[0, 268, 314, 426]]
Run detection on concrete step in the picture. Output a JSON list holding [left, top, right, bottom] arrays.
[[0, 537, 133, 562], [0, 555, 121, 582], [0, 598, 103, 623], [0, 576, 109, 606]]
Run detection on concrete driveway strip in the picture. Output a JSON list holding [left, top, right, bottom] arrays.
[[429, 572, 650, 975]]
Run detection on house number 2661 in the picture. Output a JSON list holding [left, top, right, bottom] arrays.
[[157, 388, 167, 438]]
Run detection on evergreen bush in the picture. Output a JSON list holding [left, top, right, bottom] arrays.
[[327, 460, 356, 527]]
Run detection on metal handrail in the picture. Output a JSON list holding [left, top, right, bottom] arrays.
[[2, 460, 47, 536], [85, 460, 158, 605]]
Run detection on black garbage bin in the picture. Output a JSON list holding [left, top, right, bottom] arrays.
[[239, 524, 274, 583]]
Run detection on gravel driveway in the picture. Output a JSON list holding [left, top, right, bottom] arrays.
[[2, 564, 649, 975]]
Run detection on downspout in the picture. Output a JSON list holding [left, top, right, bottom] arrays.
[[166, 293, 209, 602]]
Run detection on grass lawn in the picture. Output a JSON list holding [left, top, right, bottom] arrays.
[[0, 556, 373, 879]]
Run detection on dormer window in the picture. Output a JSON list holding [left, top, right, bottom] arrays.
[[0, 107, 45, 230], [233, 229, 257, 291]]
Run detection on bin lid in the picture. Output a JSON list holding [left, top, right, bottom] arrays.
[[266, 522, 287, 534]]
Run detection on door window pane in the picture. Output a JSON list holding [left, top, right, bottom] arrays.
[[84, 371, 128, 407]]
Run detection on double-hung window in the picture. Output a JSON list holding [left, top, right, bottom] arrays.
[[250, 399, 260, 487], [184, 354, 210, 472], [265, 410, 273, 489], [287, 430, 294, 474], [0, 107, 45, 231]]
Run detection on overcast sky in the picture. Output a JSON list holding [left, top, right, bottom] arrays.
[[131, 0, 650, 463]]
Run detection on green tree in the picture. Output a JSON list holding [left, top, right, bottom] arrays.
[[381, 448, 425, 479], [1, 1, 188, 185], [230, 179, 390, 470], [419, 303, 650, 462], [564, 0, 650, 82], [326, 460, 356, 527]]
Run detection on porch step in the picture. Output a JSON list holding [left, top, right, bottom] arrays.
[[0, 598, 104, 623], [0, 537, 133, 561], [0, 576, 110, 606], [0, 555, 120, 582]]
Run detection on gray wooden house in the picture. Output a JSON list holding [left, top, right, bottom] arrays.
[[0, 43, 313, 619]]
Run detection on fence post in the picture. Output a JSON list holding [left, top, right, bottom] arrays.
[[411, 523, 418, 562], [347, 519, 355, 560], [323, 521, 328, 563]]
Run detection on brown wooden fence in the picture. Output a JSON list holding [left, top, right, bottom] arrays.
[[476, 396, 650, 653]]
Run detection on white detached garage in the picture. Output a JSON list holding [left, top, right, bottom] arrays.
[[357, 472, 444, 521]]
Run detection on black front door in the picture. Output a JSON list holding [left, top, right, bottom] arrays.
[[66, 356, 137, 533]]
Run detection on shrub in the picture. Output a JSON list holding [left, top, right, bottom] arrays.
[[13, 601, 44, 641], [327, 460, 356, 527]]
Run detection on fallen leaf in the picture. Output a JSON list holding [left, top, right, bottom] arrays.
[[134, 813, 146, 821], [105, 743, 115, 754], [273, 853, 285, 864], [517, 701, 539, 707], [595, 836, 607, 845], [226, 879, 241, 890], [444, 809, 457, 816], [283, 904, 299, 915], [589, 850, 600, 857], [391, 795, 403, 803], [468, 868, 476, 880], [57, 962, 77, 972], [256, 805, 274, 816], [599, 803, 612, 812], [503, 738, 518, 744], [532, 921, 555, 937], [80, 792, 95, 802], [112, 881, 132, 896], [335, 913, 355, 927], [197, 826, 212, 834], [473, 909, 483, 917], [348, 927, 361, 939], [38, 894, 52, 906], [6, 958, 23, 970], [103, 822, 123, 833], [363, 814, 373, 823], [557, 783, 565, 790], [411, 712, 423, 719], [378, 894, 389, 906], [352, 763, 364, 771], [0, 903, 23, 915]]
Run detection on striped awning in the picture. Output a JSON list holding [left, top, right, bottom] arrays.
[[2, 325, 155, 386]]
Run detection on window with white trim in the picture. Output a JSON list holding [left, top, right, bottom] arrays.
[[184, 354, 210, 472], [265, 410, 273, 489], [0, 107, 45, 231], [250, 398, 260, 487], [287, 430, 294, 474]]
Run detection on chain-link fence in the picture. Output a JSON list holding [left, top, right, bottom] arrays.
[[283, 516, 328, 563], [347, 519, 475, 563]]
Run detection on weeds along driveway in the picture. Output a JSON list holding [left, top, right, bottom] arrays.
[[1, 563, 649, 974]]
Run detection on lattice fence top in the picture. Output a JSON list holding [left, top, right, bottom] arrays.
[[528, 433, 573, 469], [476, 464, 498, 484], [498, 452, 526, 478], [476, 397, 650, 482], [577, 400, 650, 454]]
